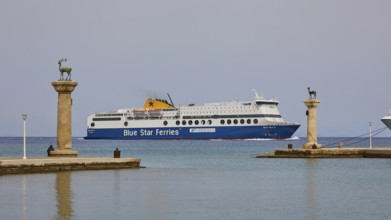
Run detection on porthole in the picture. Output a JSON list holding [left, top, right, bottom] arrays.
[[253, 119, 258, 124], [201, 120, 206, 125], [240, 119, 245, 124], [247, 119, 251, 124], [90, 122, 95, 127], [220, 119, 225, 125], [124, 121, 128, 127], [195, 120, 199, 125], [208, 120, 212, 125], [163, 121, 168, 126], [234, 119, 238, 124], [227, 119, 232, 125], [189, 120, 193, 125], [176, 120, 180, 125], [182, 120, 187, 125]]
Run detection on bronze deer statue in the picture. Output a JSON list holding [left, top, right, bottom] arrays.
[[307, 87, 317, 99], [58, 58, 72, 81]]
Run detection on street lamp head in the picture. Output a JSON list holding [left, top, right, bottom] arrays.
[[22, 113, 27, 120]]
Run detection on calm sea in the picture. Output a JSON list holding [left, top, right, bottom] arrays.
[[1, 137, 391, 220]]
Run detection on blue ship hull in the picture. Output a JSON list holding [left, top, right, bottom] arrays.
[[85, 124, 300, 140]]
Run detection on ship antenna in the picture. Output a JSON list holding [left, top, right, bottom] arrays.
[[252, 89, 262, 99], [167, 93, 175, 107]]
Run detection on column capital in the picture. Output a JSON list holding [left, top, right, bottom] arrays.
[[52, 81, 78, 93], [304, 99, 320, 108]]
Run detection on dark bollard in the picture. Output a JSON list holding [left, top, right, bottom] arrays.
[[114, 148, 121, 158], [288, 144, 293, 149]]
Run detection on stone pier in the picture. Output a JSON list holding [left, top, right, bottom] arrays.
[[257, 148, 391, 158], [303, 99, 322, 149], [257, 90, 391, 159], [51, 81, 78, 157], [0, 158, 142, 175]]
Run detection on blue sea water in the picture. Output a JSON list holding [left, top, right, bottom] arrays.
[[1, 137, 391, 220]]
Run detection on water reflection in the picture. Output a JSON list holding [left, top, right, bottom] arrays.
[[55, 172, 73, 220], [21, 176, 27, 220], [306, 160, 319, 219]]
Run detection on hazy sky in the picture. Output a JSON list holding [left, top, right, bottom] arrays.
[[1, 0, 390, 137]]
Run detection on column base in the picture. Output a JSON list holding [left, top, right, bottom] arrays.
[[49, 150, 78, 157], [303, 143, 322, 150]]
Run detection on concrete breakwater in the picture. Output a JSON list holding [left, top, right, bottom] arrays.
[[0, 157, 141, 175]]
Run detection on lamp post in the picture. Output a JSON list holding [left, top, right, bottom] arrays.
[[22, 113, 27, 159]]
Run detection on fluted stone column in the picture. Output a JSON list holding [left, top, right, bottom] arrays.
[[51, 81, 78, 157], [303, 99, 322, 149]]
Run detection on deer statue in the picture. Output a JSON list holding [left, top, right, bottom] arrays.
[[307, 87, 317, 99], [58, 58, 72, 81]]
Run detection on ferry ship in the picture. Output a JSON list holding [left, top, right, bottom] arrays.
[[85, 91, 300, 140]]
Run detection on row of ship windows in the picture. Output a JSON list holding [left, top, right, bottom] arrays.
[[168, 119, 259, 126], [182, 105, 275, 110], [95, 113, 124, 117], [128, 119, 259, 127], [93, 114, 281, 122], [90, 119, 260, 128], [182, 111, 258, 115]]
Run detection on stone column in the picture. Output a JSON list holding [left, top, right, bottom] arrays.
[[303, 99, 322, 149], [51, 81, 78, 157]]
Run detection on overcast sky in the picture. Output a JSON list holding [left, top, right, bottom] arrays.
[[1, 0, 390, 137]]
